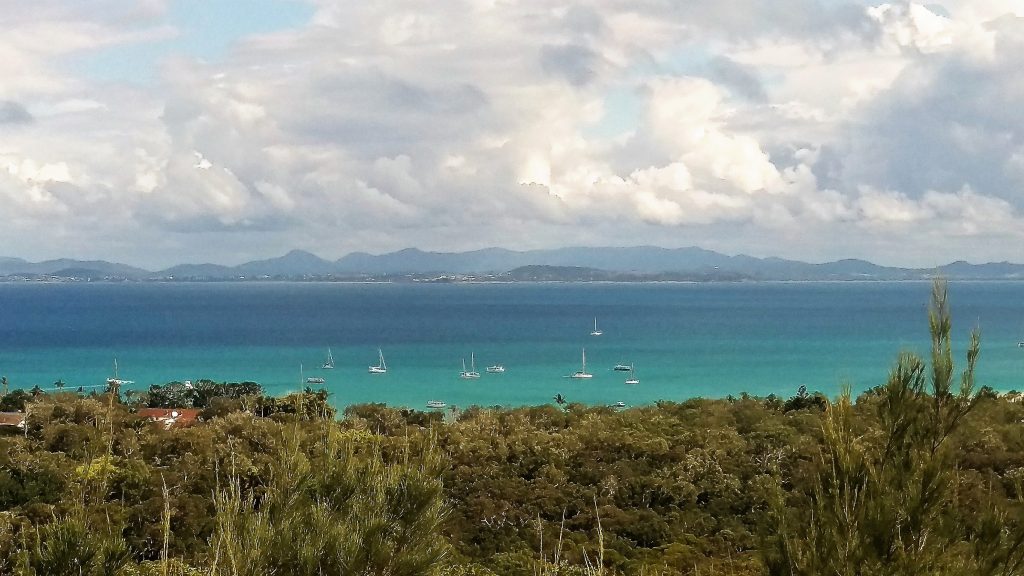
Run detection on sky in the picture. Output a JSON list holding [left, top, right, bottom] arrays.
[[2, 0, 1024, 268]]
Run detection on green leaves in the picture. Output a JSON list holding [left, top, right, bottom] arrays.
[[766, 279, 1022, 576], [16, 515, 132, 576], [208, 427, 449, 576]]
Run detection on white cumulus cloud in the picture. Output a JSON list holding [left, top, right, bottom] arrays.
[[2, 0, 1024, 267]]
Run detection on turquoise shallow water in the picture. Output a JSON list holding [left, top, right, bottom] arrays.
[[1, 281, 1022, 409]]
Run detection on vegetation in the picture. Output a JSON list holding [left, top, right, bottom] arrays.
[[1, 280, 1022, 574]]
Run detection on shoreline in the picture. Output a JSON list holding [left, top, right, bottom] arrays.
[[4, 277, 1023, 285]]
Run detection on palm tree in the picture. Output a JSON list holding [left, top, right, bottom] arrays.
[[553, 393, 566, 406], [123, 390, 140, 406]]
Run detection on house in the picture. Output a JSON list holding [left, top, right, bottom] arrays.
[[136, 408, 201, 430], [1003, 391, 1024, 403], [0, 412, 26, 429]]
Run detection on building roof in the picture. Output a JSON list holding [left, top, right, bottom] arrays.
[[0, 412, 26, 427], [136, 408, 201, 429]]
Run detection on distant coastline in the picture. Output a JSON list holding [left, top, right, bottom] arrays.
[[3, 245, 1024, 282]]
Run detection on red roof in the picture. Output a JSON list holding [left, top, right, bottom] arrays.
[[0, 412, 25, 427], [136, 408, 201, 429]]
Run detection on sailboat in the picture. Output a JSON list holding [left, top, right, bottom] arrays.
[[322, 348, 335, 369], [625, 364, 639, 385], [590, 317, 603, 336], [107, 358, 134, 388], [301, 363, 325, 384], [570, 348, 593, 379], [460, 352, 481, 379], [369, 349, 387, 374]]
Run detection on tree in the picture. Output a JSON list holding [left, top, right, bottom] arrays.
[[764, 279, 1022, 575], [0, 388, 30, 412], [14, 515, 132, 576], [209, 425, 448, 575]]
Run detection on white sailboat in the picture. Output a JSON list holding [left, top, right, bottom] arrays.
[[460, 352, 481, 379], [301, 363, 326, 384], [322, 348, 335, 369], [369, 349, 387, 374], [300, 363, 324, 385], [107, 358, 134, 388], [590, 317, 603, 336], [570, 348, 593, 379], [625, 364, 639, 385]]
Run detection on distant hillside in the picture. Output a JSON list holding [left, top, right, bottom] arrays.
[[234, 249, 336, 277], [505, 265, 613, 282], [331, 246, 946, 280], [503, 265, 752, 282], [935, 261, 1024, 279], [336, 247, 524, 274], [159, 263, 238, 280], [0, 258, 149, 278], [3, 247, 1024, 281]]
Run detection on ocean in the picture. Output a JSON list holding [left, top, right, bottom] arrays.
[[1, 281, 1022, 409]]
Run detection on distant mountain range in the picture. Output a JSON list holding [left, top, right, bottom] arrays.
[[2, 247, 1024, 281]]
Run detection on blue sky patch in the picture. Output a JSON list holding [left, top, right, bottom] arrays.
[[66, 0, 313, 83]]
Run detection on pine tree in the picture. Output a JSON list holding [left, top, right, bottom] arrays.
[[764, 279, 1024, 576]]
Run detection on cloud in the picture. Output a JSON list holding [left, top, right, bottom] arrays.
[[540, 44, 601, 86], [0, 101, 33, 125], [840, 8, 1024, 210], [2, 0, 1024, 268], [708, 57, 767, 102]]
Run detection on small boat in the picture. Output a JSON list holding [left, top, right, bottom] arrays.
[[369, 349, 387, 374], [426, 400, 447, 409], [322, 348, 335, 369], [570, 348, 593, 379], [1019, 341, 1024, 348], [107, 358, 134, 388], [486, 364, 505, 373], [613, 401, 626, 408], [625, 364, 639, 385], [613, 364, 632, 372], [590, 317, 603, 336], [460, 353, 481, 379], [299, 363, 321, 385]]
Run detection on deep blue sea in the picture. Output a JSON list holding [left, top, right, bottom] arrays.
[[1, 282, 1022, 409]]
